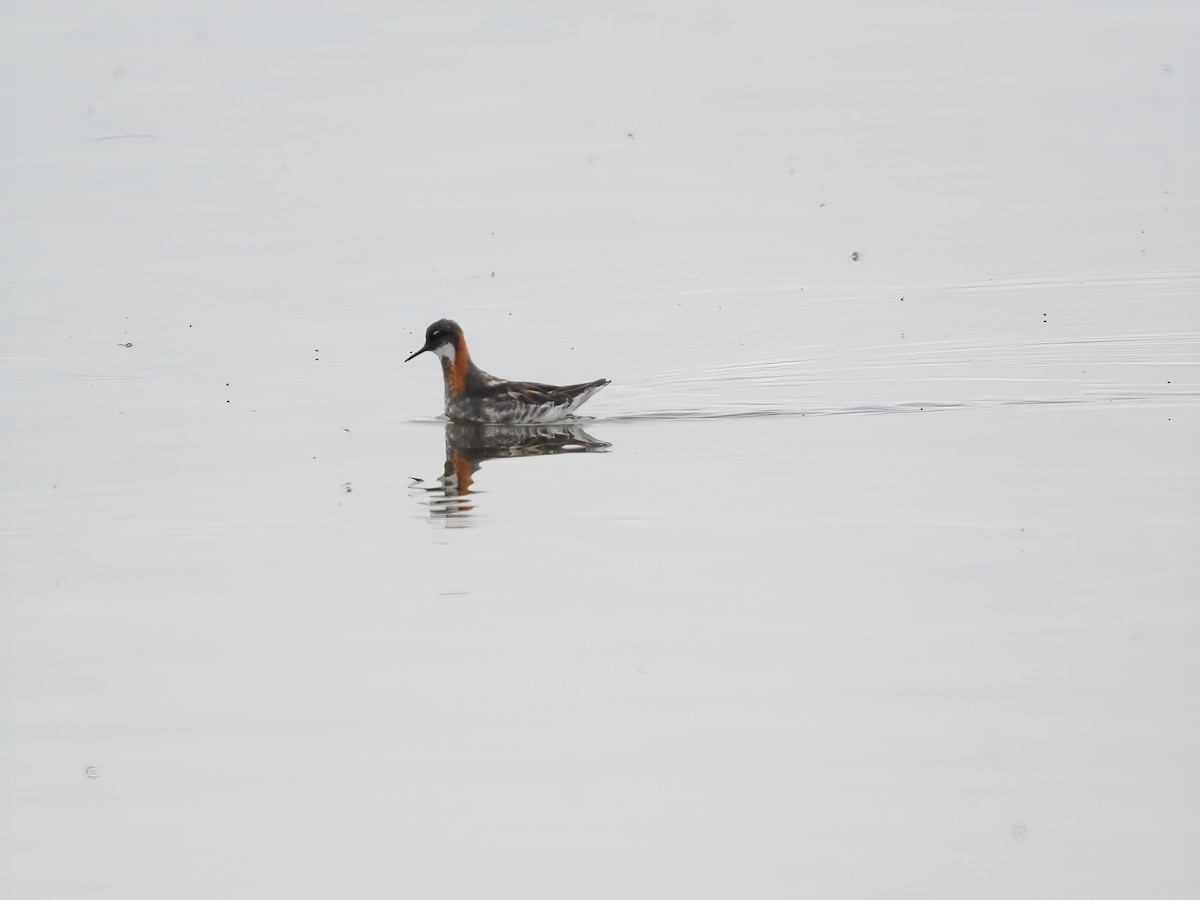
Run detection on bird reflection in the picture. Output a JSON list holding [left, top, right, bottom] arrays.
[[413, 422, 611, 520]]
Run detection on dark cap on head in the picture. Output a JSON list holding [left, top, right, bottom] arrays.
[[405, 319, 462, 362]]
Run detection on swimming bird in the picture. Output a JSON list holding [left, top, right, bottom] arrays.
[[405, 319, 610, 424]]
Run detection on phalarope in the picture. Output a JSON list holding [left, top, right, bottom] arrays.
[[405, 319, 610, 424]]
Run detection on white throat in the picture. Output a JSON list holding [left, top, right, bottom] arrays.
[[433, 342, 456, 363]]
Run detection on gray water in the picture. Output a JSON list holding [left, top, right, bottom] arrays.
[[3, 1, 1197, 897]]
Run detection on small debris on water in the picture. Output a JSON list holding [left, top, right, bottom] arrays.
[[850, 251, 860, 261], [117, 342, 132, 348], [83, 766, 100, 779], [341, 482, 352, 493]]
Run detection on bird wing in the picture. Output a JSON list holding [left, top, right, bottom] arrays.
[[500, 378, 610, 406]]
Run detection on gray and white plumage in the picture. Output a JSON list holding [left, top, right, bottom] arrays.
[[405, 319, 610, 424]]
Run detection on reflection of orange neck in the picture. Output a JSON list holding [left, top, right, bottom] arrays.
[[448, 449, 474, 494], [440, 337, 470, 397]]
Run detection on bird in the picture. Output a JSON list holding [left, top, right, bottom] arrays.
[[405, 319, 610, 424]]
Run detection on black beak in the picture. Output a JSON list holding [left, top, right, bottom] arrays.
[[404, 343, 431, 363]]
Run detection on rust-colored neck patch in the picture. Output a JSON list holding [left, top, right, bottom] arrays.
[[440, 335, 470, 397]]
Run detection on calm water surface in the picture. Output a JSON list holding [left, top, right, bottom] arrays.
[[3, 1, 1197, 897]]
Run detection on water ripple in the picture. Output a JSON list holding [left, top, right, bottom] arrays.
[[601, 392, 1199, 423]]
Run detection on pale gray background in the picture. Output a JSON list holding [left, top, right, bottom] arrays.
[[3, 1, 1196, 897]]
